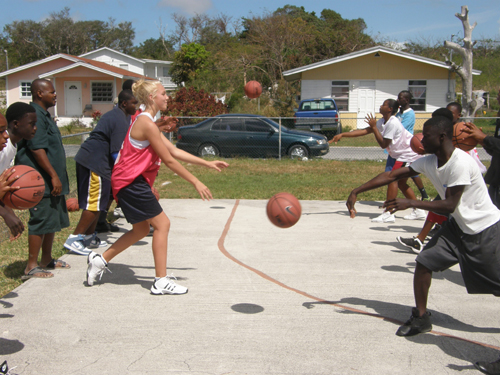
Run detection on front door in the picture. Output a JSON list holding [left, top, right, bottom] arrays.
[[64, 81, 82, 116], [357, 81, 375, 129]]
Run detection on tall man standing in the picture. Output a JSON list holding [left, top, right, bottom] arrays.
[[16, 79, 70, 279]]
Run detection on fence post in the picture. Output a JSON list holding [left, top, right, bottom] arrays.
[[279, 117, 282, 160]]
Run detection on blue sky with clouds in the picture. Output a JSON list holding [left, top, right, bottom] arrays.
[[2, 0, 499, 45]]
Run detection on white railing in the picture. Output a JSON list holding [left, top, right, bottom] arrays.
[[158, 77, 177, 88]]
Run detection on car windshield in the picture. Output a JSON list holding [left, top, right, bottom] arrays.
[[300, 101, 334, 111]]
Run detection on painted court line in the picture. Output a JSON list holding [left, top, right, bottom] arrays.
[[217, 199, 500, 351]]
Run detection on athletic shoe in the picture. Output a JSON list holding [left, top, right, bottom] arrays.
[[427, 224, 442, 239], [84, 232, 108, 249], [86, 251, 110, 286], [95, 221, 120, 233], [403, 208, 426, 220], [397, 236, 424, 254], [396, 307, 432, 337], [64, 234, 91, 255], [474, 357, 500, 375], [150, 276, 188, 295], [371, 211, 395, 223], [114, 207, 125, 218]]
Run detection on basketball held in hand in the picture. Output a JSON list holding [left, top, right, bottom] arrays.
[[453, 122, 478, 151], [66, 198, 79, 212], [410, 133, 425, 155], [2, 165, 45, 210], [266, 192, 302, 228]]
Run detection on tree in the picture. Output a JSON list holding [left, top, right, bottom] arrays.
[[170, 43, 210, 86], [444, 6, 479, 117], [166, 86, 228, 119], [2, 8, 136, 67]]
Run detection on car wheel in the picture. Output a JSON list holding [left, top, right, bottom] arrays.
[[288, 144, 309, 159], [336, 122, 342, 136], [198, 143, 220, 157]]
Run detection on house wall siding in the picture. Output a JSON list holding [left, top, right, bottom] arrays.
[[88, 51, 144, 75]]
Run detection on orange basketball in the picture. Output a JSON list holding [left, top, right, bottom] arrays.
[[453, 122, 477, 151], [152, 187, 160, 201], [2, 165, 45, 210], [410, 133, 425, 155], [244, 81, 262, 99], [266, 192, 301, 228], [66, 198, 79, 212]]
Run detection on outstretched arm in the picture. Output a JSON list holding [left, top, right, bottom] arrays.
[[161, 133, 229, 171], [346, 167, 416, 218], [366, 114, 391, 149], [329, 127, 372, 144]]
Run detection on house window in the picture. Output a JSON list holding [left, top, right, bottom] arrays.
[[409, 80, 426, 111], [20, 81, 32, 98], [162, 67, 169, 77], [91, 82, 113, 103], [331, 81, 349, 111]]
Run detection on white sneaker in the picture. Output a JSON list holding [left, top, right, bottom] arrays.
[[404, 208, 427, 220], [64, 234, 91, 255], [86, 251, 110, 286], [150, 276, 188, 295], [113, 207, 125, 218], [371, 211, 395, 223], [84, 232, 108, 249]]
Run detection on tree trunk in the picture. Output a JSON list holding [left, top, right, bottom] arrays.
[[444, 6, 477, 118]]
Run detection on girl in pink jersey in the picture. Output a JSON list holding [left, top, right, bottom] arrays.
[[86, 80, 228, 294]]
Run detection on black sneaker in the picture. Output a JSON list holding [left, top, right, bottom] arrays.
[[396, 307, 432, 336], [108, 222, 119, 232], [396, 236, 424, 254], [474, 357, 500, 375], [95, 222, 110, 233], [427, 224, 442, 239]]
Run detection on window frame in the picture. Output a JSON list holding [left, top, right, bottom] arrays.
[[90, 81, 114, 104], [408, 80, 427, 112], [19, 81, 32, 99], [331, 80, 349, 111]]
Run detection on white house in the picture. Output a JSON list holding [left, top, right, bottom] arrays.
[[283, 46, 481, 128]]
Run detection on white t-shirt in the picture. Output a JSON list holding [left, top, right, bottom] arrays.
[[0, 136, 17, 172], [410, 148, 500, 234], [376, 116, 420, 162]]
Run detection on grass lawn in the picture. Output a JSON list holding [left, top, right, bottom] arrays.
[[0, 157, 490, 297]]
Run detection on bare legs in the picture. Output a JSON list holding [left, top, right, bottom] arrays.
[[101, 212, 170, 277], [25, 233, 56, 277], [414, 262, 432, 316]]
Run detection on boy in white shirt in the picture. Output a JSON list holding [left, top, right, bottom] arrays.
[[346, 114, 500, 374]]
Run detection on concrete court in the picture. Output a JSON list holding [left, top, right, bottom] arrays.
[[1, 199, 500, 375]]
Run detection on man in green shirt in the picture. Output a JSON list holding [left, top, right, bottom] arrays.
[[16, 79, 70, 278]]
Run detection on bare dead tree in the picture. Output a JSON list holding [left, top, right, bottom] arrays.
[[444, 5, 482, 117]]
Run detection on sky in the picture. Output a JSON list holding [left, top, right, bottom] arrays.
[[2, 0, 499, 46]]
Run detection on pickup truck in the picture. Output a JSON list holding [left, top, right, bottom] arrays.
[[293, 98, 342, 135]]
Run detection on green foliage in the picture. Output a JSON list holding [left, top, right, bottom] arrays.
[[2, 7, 135, 66], [170, 43, 210, 86], [130, 38, 174, 60], [166, 87, 228, 119]]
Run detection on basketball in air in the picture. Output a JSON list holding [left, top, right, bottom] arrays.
[[266, 192, 302, 228], [244, 81, 262, 99], [66, 198, 79, 212], [2, 165, 44, 210], [410, 133, 425, 155], [452, 122, 478, 151]]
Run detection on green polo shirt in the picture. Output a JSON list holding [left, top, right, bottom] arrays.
[[15, 102, 69, 197]]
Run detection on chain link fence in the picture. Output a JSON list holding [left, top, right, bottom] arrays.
[[62, 115, 498, 161]]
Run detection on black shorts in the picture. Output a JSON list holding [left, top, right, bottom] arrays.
[[416, 218, 500, 295], [116, 175, 162, 224], [76, 162, 111, 212]]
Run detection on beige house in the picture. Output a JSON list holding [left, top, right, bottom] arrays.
[[283, 46, 481, 129], [0, 48, 175, 125]]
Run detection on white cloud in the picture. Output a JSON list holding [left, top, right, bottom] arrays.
[[157, 0, 213, 15]]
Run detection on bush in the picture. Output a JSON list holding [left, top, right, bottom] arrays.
[[166, 87, 228, 124]]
